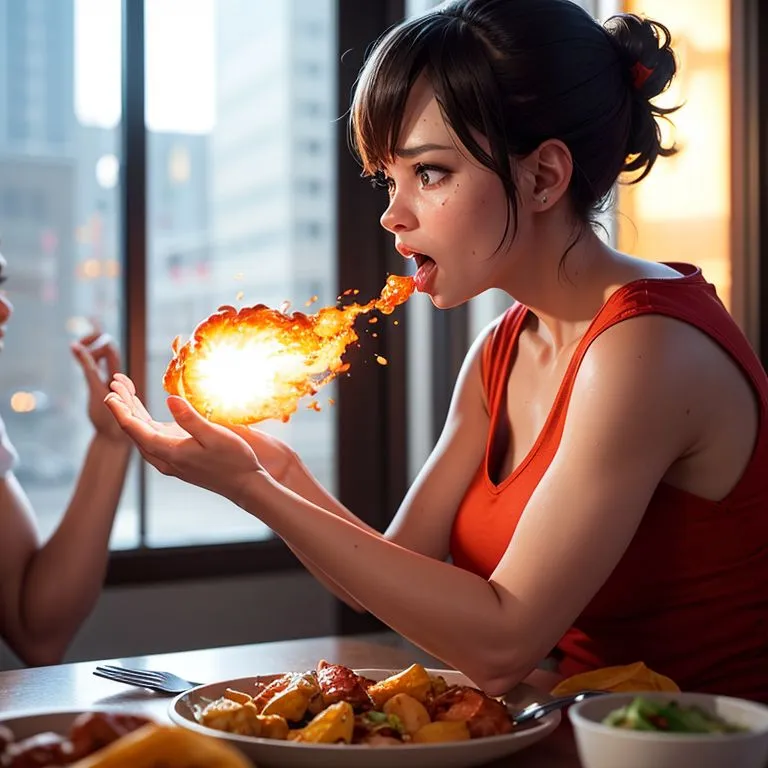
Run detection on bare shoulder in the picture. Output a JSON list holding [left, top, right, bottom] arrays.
[[575, 312, 758, 498]]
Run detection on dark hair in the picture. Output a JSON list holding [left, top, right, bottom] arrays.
[[351, 0, 678, 242]]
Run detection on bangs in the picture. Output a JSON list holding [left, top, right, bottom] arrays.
[[350, 11, 509, 178], [350, 19, 433, 176]]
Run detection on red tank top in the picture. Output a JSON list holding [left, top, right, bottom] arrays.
[[450, 263, 768, 702]]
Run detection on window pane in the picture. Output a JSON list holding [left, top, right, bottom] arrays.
[[0, 0, 138, 548], [145, 0, 338, 546], [617, 0, 732, 307]]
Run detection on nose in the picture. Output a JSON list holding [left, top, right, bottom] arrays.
[[379, 191, 418, 234]]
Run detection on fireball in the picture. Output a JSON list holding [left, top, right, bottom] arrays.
[[163, 275, 414, 425]]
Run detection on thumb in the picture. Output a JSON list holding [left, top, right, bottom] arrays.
[[166, 396, 217, 446]]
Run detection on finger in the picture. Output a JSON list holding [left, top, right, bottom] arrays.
[[78, 325, 105, 347], [71, 342, 104, 392], [105, 394, 174, 454], [166, 396, 223, 448], [113, 372, 137, 396], [109, 378, 140, 414]]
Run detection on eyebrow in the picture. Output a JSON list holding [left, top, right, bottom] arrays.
[[395, 143, 455, 158]]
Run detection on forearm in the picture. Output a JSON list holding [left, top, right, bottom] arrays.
[[239, 476, 525, 694], [283, 542, 366, 612], [19, 435, 131, 662], [280, 461, 376, 610]]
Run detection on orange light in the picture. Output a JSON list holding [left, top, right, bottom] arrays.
[[163, 275, 414, 425]]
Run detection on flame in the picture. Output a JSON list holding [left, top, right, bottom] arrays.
[[163, 275, 414, 425]]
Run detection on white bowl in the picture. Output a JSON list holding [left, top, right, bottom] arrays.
[[569, 692, 768, 768]]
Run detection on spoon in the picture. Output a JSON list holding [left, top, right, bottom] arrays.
[[509, 689, 607, 725]]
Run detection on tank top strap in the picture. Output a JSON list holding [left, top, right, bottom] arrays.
[[481, 303, 528, 415], [549, 274, 768, 470]]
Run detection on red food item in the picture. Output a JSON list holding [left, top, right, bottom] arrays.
[[432, 686, 514, 738], [316, 661, 373, 709], [68, 712, 153, 759], [4, 732, 71, 768]]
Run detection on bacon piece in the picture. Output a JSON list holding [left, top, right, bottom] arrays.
[[316, 661, 373, 710], [432, 686, 514, 738]]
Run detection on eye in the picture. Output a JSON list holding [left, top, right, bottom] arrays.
[[369, 170, 395, 194], [415, 164, 448, 188]]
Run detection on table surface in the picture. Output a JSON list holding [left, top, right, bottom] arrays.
[[0, 635, 580, 767]]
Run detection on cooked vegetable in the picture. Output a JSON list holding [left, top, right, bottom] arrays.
[[383, 693, 431, 736], [603, 697, 748, 734], [412, 720, 471, 743], [288, 701, 355, 744], [367, 663, 433, 707]]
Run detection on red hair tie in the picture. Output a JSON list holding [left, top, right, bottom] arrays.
[[630, 61, 653, 90]]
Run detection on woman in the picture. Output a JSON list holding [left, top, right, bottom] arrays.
[[0, 252, 132, 666], [106, 0, 768, 700]]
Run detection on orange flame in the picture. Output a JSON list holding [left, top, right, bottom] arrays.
[[163, 275, 414, 425]]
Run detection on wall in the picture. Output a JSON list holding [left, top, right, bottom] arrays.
[[0, 571, 337, 669]]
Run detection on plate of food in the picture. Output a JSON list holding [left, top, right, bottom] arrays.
[[168, 660, 560, 768], [0, 708, 253, 767]]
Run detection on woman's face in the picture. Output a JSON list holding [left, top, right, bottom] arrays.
[[378, 78, 524, 308], [0, 253, 12, 350]]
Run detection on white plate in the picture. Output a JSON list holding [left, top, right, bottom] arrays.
[[0, 709, 91, 739], [169, 667, 560, 768]]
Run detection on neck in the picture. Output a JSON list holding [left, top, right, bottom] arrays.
[[496, 214, 619, 352]]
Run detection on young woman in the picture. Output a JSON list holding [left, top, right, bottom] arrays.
[[106, 0, 768, 701], [0, 252, 132, 666]]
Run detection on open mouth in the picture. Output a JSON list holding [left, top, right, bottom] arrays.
[[412, 254, 437, 292]]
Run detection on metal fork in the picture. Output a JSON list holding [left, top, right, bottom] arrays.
[[93, 665, 202, 695]]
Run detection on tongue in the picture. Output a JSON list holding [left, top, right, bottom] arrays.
[[414, 259, 436, 292]]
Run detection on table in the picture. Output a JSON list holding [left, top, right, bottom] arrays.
[[0, 635, 580, 767]]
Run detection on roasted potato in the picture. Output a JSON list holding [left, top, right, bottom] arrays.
[[382, 693, 431, 736], [367, 664, 433, 708], [412, 720, 471, 744], [288, 701, 355, 744]]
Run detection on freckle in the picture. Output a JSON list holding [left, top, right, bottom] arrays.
[[441, 200, 446, 206]]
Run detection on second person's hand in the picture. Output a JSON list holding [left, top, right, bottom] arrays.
[[71, 330, 127, 444]]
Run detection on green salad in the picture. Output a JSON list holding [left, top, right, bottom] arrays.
[[602, 697, 748, 734]]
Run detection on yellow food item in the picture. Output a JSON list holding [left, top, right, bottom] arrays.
[[288, 701, 354, 744], [551, 661, 680, 696], [383, 693, 431, 736], [224, 688, 253, 705], [261, 682, 316, 721], [70, 724, 252, 767], [412, 720, 471, 743], [367, 663, 433, 707]]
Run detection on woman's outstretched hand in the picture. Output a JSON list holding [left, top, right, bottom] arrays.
[[104, 374, 265, 505]]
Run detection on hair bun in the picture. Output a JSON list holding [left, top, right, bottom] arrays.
[[604, 13, 676, 99], [604, 13, 679, 180]]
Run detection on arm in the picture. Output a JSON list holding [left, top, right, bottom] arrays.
[[245, 320, 494, 608], [233, 316, 698, 693], [0, 437, 131, 666], [107, 316, 700, 694], [0, 334, 131, 666]]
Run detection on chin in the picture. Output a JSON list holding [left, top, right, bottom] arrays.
[[428, 289, 473, 311]]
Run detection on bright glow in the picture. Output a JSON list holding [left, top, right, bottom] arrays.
[[95, 154, 119, 188], [194, 337, 309, 412], [75, 0, 216, 132]]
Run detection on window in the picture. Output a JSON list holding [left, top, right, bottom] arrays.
[[0, 0, 137, 545], [145, 0, 338, 547]]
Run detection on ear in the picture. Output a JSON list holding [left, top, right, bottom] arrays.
[[519, 139, 573, 211]]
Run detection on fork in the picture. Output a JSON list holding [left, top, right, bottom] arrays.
[[93, 665, 202, 695]]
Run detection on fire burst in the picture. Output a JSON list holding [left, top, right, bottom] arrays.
[[162, 275, 414, 425]]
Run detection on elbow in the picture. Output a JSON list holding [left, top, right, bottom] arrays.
[[11, 634, 68, 668], [462, 641, 538, 698], [18, 645, 66, 668]]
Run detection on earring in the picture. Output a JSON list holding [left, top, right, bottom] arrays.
[[540, 194, 549, 205]]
